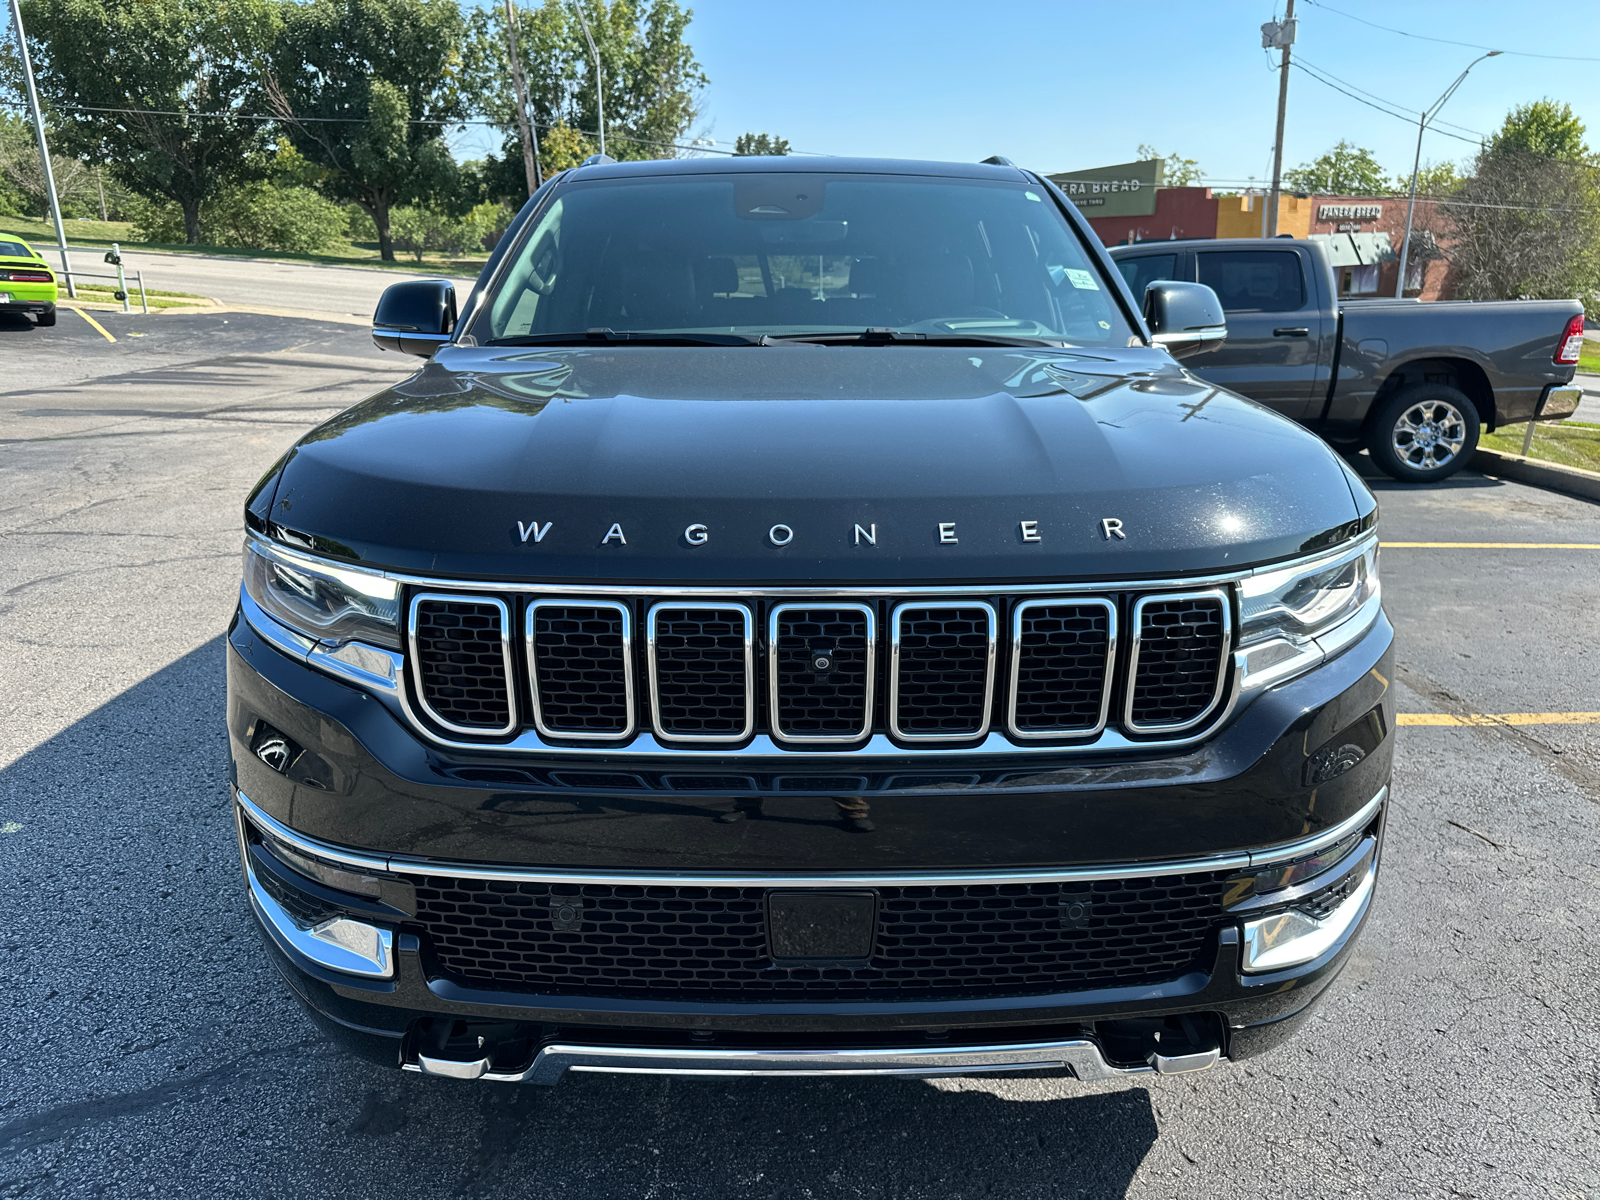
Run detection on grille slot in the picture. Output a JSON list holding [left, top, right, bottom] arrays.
[[527, 601, 634, 739], [408, 871, 1233, 1001], [890, 602, 996, 741], [1009, 600, 1116, 738], [647, 604, 754, 742], [1127, 592, 1230, 732], [409, 594, 516, 735], [769, 604, 874, 742]]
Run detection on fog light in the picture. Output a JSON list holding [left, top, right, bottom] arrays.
[[1241, 862, 1374, 973]]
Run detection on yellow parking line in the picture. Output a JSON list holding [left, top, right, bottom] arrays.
[[69, 306, 116, 343], [1399, 713, 1600, 726], [1382, 542, 1600, 549]]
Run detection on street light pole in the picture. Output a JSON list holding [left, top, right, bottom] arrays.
[[7, 0, 75, 297], [570, 2, 604, 158], [1394, 50, 1500, 299]]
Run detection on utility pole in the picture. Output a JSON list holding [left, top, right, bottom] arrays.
[[1395, 50, 1500, 298], [8, 0, 74, 297], [503, 0, 542, 196], [571, 1, 604, 157], [1263, 1, 1297, 238]]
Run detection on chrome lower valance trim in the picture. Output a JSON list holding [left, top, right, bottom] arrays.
[[401, 1036, 1206, 1087], [245, 853, 394, 979], [234, 786, 1384, 890]]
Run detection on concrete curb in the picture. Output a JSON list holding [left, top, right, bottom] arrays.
[[1472, 447, 1600, 503]]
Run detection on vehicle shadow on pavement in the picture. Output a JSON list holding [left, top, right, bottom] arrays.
[[0, 637, 1159, 1198], [0, 313, 39, 334]]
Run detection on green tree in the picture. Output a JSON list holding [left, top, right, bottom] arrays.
[[1443, 102, 1600, 310], [1393, 159, 1462, 197], [1136, 144, 1200, 186], [1283, 141, 1387, 194], [269, 0, 467, 260], [734, 132, 789, 156], [15, 0, 279, 243], [464, 0, 706, 203], [1489, 99, 1589, 162]]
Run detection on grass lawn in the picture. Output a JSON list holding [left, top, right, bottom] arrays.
[[1481, 420, 1600, 474], [1578, 343, 1600, 375], [0, 214, 489, 277], [69, 284, 212, 310]]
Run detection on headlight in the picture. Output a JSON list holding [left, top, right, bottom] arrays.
[[243, 538, 400, 650], [1237, 538, 1380, 690]]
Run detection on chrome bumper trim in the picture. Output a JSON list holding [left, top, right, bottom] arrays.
[[1241, 858, 1376, 973], [401, 1037, 1209, 1086], [234, 786, 1383, 889], [245, 855, 394, 979]]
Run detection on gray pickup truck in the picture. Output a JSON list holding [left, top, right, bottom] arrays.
[[1109, 237, 1585, 482]]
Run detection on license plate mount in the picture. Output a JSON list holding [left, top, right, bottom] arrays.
[[766, 890, 878, 964]]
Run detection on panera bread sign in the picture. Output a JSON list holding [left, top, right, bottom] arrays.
[[1319, 203, 1382, 221], [1048, 159, 1163, 218]]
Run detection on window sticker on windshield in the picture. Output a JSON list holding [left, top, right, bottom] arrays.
[[1024, 191, 1041, 202], [1065, 269, 1099, 290]]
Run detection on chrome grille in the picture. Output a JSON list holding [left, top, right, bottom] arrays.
[[409, 594, 515, 735], [526, 601, 633, 739], [1126, 592, 1230, 732], [647, 604, 754, 742], [890, 603, 997, 740], [400, 587, 1236, 748], [1009, 600, 1115, 738], [768, 604, 874, 742]]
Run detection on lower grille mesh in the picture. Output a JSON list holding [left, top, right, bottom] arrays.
[[409, 872, 1233, 1000], [412, 598, 512, 730], [1129, 597, 1226, 729]]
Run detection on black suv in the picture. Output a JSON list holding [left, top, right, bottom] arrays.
[[230, 156, 1391, 1086]]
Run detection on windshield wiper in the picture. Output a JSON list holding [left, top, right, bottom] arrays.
[[486, 328, 768, 347], [764, 329, 1063, 348]]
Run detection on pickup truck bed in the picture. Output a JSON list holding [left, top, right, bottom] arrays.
[[1110, 238, 1583, 481]]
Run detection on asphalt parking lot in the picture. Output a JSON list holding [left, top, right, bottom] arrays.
[[2, 310, 1597, 1199]]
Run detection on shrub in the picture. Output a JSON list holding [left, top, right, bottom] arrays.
[[127, 183, 344, 253], [389, 203, 501, 262]]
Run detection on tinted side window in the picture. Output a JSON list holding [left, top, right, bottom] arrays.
[[1115, 254, 1179, 298], [1197, 250, 1306, 313]]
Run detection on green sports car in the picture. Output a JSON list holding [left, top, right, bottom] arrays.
[[0, 234, 58, 326]]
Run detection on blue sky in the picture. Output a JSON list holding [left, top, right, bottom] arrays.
[[467, 0, 1600, 187]]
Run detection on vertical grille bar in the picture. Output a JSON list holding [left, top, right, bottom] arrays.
[[1007, 599, 1116, 739], [647, 603, 754, 743], [1125, 590, 1231, 733], [889, 602, 997, 742], [408, 593, 517, 736], [768, 603, 875, 743], [526, 601, 635, 740]]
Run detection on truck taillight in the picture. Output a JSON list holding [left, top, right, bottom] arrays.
[[1555, 313, 1586, 365]]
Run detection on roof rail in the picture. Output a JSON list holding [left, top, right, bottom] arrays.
[[980, 155, 1015, 167], [580, 154, 617, 167]]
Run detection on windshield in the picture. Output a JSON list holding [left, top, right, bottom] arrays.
[[469, 173, 1136, 347]]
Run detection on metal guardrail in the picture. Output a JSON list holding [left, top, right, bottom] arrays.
[[59, 266, 148, 314]]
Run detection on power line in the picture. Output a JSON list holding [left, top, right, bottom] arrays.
[[1289, 60, 1484, 146], [1302, 0, 1600, 63], [1293, 55, 1484, 139]]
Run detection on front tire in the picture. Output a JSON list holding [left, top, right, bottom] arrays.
[[1366, 383, 1479, 483], [35, 307, 56, 327]]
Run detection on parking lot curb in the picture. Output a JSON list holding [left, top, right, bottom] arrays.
[[1472, 447, 1600, 503]]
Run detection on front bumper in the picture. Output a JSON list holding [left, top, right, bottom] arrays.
[[227, 598, 1394, 1082]]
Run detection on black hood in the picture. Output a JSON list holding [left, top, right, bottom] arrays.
[[263, 344, 1364, 582]]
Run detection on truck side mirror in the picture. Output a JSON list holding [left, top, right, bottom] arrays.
[[1144, 281, 1227, 360], [372, 279, 457, 357]]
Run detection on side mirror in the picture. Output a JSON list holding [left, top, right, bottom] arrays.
[[372, 279, 457, 357], [1144, 281, 1226, 359]]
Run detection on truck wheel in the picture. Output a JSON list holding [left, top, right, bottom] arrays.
[[36, 308, 56, 327], [1365, 384, 1479, 483]]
